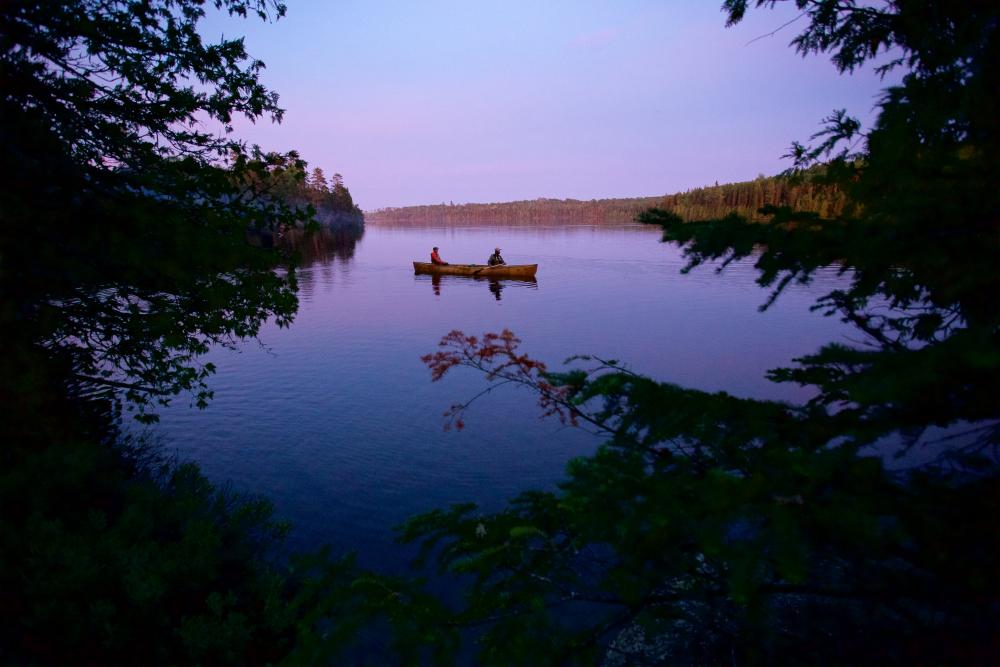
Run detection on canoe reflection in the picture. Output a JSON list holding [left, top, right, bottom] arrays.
[[419, 273, 539, 300]]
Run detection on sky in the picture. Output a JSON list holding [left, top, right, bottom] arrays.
[[205, 1, 894, 210]]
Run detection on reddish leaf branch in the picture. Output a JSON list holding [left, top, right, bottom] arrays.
[[421, 329, 580, 431]]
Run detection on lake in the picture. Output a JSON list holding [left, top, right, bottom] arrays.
[[152, 222, 855, 572]]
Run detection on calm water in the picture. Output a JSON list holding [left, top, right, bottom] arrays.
[[152, 223, 854, 571]]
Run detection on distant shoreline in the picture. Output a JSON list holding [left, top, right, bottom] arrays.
[[365, 172, 847, 226]]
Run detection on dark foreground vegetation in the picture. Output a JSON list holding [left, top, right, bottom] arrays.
[[2, 0, 997, 665], [367, 170, 847, 226]]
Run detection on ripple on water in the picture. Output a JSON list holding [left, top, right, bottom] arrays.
[[151, 223, 855, 568]]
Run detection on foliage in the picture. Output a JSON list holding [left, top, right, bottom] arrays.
[[0, 375, 455, 665], [1, 435, 295, 664], [418, 330, 998, 664], [1, 0, 317, 421], [0, 2, 393, 665], [642, 0, 1000, 449], [247, 159, 362, 218], [283, 549, 457, 666], [410, 1, 1000, 663]]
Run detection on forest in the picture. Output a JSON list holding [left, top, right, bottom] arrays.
[[251, 158, 364, 227], [366, 171, 848, 225]]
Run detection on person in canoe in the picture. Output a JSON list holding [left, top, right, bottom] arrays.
[[430, 246, 449, 265], [487, 247, 506, 266]]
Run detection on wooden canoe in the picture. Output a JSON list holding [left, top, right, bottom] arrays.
[[413, 262, 538, 278]]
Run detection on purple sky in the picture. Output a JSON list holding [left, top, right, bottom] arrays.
[[209, 1, 893, 210]]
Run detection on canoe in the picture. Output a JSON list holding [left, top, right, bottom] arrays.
[[413, 262, 538, 278]]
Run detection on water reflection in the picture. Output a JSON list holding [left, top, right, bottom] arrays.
[[157, 223, 857, 576], [281, 224, 365, 266], [420, 273, 539, 300]]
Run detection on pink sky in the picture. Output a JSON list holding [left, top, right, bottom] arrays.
[[209, 1, 895, 209]]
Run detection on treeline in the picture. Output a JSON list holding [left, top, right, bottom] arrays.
[[249, 158, 365, 226], [366, 172, 848, 225]]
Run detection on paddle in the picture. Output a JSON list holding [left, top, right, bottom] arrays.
[[473, 264, 499, 274]]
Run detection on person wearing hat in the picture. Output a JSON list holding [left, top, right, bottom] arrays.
[[430, 246, 448, 265], [487, 247, 506, 266]]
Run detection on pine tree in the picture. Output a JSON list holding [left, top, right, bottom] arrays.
[[330, 173, 355, 212], [310, 167, 329, 193]]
